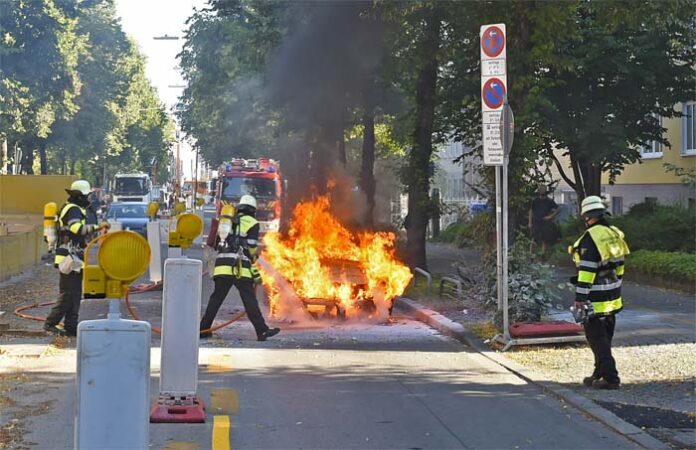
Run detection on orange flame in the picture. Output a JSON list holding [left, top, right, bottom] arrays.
[[260, 195, 412, 320]]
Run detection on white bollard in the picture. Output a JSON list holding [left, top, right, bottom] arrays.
[[150, 258, 205, 422], [147, 221, 162, 283], [76, 300, 150, 449]]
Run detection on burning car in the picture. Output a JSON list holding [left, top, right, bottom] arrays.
[[259, 195, 412, 321]]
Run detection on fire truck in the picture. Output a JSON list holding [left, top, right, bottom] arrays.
[[213, 158, 282, 234]]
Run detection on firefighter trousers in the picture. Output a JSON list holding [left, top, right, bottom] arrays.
[[45, 271, 83, 334], [584, 314, 620, 384], [200, 276, 269, 337]]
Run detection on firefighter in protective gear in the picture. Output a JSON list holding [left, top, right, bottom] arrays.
[[45, 180, 105, 336], [200, 195, 280, 341], [571, 195, 629, 390]]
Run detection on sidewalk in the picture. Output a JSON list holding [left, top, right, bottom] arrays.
[[410, 242, 695, 449]]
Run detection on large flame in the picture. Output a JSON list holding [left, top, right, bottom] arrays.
[[260, 195, 412, 321]]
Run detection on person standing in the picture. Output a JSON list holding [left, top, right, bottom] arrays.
[[200, 195, 280, 341], [528, 185, 560, 258], [45, 180, 105, 336], [571, 195, 629, 390]]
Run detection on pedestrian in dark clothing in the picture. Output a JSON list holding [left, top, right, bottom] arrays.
[[528, 185, 560, 258]]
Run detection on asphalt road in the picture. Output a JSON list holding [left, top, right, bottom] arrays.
[[0, 213, 647, 448]]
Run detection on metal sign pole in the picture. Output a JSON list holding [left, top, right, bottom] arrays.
[[501, 96, 512, 340], [495, 166, 503, 311]]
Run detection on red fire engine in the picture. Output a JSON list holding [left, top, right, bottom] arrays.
[[213, 158, 282, 234]]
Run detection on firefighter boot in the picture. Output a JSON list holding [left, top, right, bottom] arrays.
[[257, 328, 280, 341], [582, 376, 599, 387], [592, 379, 620, 390]]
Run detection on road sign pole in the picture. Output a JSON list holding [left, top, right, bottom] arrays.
[[502, 138, 510, 340], [495, 166, 503, 311]]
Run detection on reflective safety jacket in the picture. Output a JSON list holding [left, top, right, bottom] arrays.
[[213, 213, 261, 281], [54, 201, 87, 268], [571, 221, 630, 315]]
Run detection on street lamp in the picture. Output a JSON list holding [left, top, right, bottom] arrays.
[[153, 34, 179, 40]]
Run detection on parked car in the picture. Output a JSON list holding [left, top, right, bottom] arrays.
[[105, 202, 150, 236]]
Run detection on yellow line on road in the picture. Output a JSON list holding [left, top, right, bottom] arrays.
[[210, 388, 240, 415], [212, 415, 231, 450], [208, 354, 234, 373]]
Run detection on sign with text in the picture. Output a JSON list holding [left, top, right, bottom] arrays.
[[480, 23, 507, 166]]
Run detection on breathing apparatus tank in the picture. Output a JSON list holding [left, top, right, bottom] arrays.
[[218, 204, 236, 241], [43, 202, 59, 252]]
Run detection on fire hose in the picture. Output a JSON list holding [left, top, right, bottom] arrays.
[[13, 280, 246, 335]]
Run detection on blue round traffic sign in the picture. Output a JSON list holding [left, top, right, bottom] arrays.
[[482, 26, 505, 58], [482, 78, 506, 109]]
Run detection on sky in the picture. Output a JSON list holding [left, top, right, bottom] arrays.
[[115, 0, 208, 111], [115, 0, 209, 181]]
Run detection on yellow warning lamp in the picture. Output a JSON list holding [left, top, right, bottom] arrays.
[[168, 213, 203, 249], [43, 202, 58, 251], [83, 231, 151, 299], [147, 201, 160, 221], [196, 197, 205, 207], [172, 201, 186, 216]]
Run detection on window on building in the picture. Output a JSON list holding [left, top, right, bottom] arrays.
[[611, 197, 623, 216], [640, 115, 663, 158], [683, 102, 696, 156]]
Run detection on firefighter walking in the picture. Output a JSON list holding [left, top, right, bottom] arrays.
[[44, 180, 106, 336], [200, 195, 280, 341], [571, 196, 629, 390]]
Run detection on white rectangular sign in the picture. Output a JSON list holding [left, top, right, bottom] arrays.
[[481, 23, 507, 166]]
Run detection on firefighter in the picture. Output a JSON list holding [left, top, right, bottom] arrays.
[[571, 195, 629, 390], [200, 195, 280, 341], [45, 180, 106, 336]]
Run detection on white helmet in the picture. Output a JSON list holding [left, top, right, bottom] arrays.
[[238, 194, 257, 209], [69, 180, 91, 196], [581, 195, 607, 216]]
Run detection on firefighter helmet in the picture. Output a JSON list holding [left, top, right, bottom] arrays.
[[69, 180, 91, 196], [239, 195, 257, 210], [581, 195, 607, 217]]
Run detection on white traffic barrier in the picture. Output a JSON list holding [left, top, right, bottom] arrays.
[[108, 221, 123, 232], [76, 300, 150, 449], [150, 258, 205, 422], [147, 221, 162, 283], [167, 247, 183, 258]]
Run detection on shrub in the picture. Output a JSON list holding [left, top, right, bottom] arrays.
[[612, 203, 695, 253], [628, 250, 696, 284]]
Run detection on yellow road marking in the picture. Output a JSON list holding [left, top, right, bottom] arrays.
[[212, 415, 231, 450], [162, 442, 199, 450], [210, 388, 240, 415], [208, 354, 234, 373]]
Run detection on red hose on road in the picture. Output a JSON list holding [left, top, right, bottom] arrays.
[[14, 279, 246, 335]]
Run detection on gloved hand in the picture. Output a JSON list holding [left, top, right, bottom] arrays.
[[99, 222, 111, 230], [569, 276, 578, 285], [83, 224, 98, 234]]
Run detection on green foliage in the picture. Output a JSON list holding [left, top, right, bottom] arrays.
[[612, 203, 696, 253], [628, 250, 696, 284], [436, 212, 494, 249], [0, 0, 173, 182], [664, 163, 696, 189]]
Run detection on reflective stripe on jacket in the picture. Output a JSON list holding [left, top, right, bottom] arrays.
[[213, 213, 261, 280], [54, 202, 87, 268], [572, 223, 630, 315]]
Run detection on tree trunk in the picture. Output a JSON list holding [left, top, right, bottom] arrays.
[[405, 9, 441, 270], [337, 134, 347, 166], [20, 144, 34, 174], [69, 159, 76, 175], [39, 140, 48, 175], [360, 109, 376, 227]]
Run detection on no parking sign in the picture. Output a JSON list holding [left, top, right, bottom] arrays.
[[480, 23, 507, 166]]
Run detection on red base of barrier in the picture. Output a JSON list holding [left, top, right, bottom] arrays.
[[150, 396, 206, 423], [509, 320, 583, 338]]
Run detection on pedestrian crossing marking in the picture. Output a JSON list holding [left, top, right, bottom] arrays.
[[212, 415, 231, 450], [208, 354, 234, 373], [210, 388, 240, 415]]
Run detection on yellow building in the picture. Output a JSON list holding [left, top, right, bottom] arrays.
[[602, 101, 696, 214]]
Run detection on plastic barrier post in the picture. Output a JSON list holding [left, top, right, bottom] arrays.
[[76, 300, 150, 449], [150, 258, 205, 423], [147, 221, 162, 283], [193, 209, 205, 246]]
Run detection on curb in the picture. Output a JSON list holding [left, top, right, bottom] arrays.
[[395, 297, 670, 450]]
